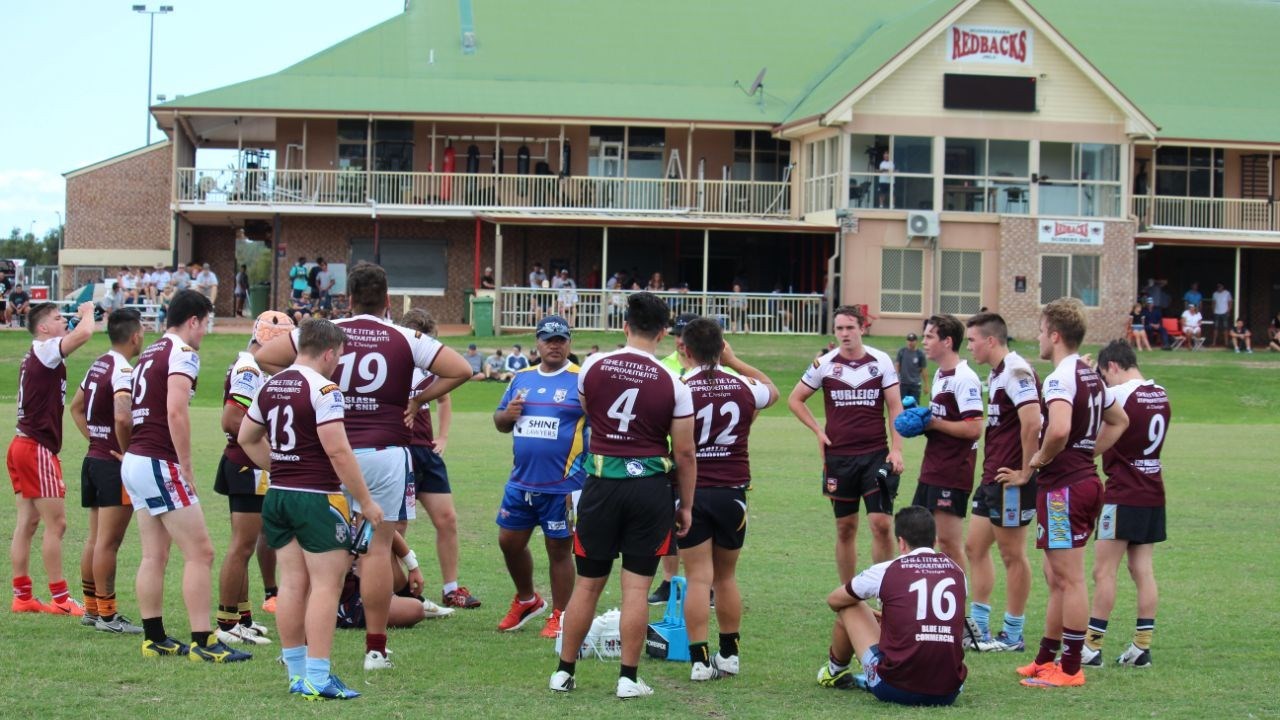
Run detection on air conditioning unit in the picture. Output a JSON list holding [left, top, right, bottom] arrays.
[[906, 210, 940, 238]]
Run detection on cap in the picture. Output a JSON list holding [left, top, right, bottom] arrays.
[[906, 332, 918, 341], [536, 315, 572, 340], [467, 343, 477, 350], [672, 313, 699, 336], [252, 311, 295, 345]]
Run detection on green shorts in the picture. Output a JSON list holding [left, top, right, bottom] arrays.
[[262, 488, 353, 554]]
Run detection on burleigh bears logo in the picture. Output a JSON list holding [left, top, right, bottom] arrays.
[[625, 460, 644, 477], [335, 523, 348, 543]]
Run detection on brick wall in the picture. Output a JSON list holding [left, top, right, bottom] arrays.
[[192, 226, 238, 317], [996, 217, 1136, 345]]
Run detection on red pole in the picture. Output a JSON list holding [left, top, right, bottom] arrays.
[[474, 217, 482, 289]]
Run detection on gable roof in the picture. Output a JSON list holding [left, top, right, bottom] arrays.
[[157, 0, 1280, 143]]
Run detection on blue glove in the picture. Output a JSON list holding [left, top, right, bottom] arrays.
[[894, 406, 934, 438]]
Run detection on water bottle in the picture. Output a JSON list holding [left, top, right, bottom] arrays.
[[350, 518, 374, 555]]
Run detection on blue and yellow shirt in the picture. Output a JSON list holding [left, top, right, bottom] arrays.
[[497, 363, 588, 493]]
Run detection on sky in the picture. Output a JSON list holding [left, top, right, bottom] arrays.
[[0, 0, 405, 237]]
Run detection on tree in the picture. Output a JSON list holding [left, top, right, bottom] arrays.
[[3, 226, 60, 266]]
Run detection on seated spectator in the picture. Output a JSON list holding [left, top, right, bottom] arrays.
[[1127, 302, 1151, 351], [330, 293, 350, 318], [463, 343, 486, 381], [504, 344, 530, 375], [1228, 319, 1253, 354], [480, 267, 496, 290], [96, 280, 124, 318], [1180, 302, 1203, 349], [157, 285, 175, 325], [289, 290, 314, 324], [1142, 298, 1169, 350], [484, 348, 511, 382], [196, 262, 219, 306], [7, 284, 30, 327], [120, 267, 139, 304]]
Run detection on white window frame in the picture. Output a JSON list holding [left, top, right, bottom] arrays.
[[941, 138, 1031, 215], [1037, 142, 1123, 218], [938, 250, 983, 316], [1039, 253, 1100, 307], [848, 134, 934, 211], [880, 247, 925, 314]]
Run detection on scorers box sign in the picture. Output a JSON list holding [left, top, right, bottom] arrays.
[[1038, 220, 1105, 246], [948, 25, 1032, 65]]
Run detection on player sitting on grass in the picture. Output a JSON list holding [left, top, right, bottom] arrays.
[[337, 530, 452, 630], [1083, 341, 1171, 669], [819, 506, 967, 706], [240, 318, 384, 700]]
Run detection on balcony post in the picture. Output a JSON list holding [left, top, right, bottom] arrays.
[[701, 228, 710, 315]]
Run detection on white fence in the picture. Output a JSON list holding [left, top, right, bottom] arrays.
[[175, 168, 791, 218], [495, 287, 826, 334], [1134, 196, 1279, 234]]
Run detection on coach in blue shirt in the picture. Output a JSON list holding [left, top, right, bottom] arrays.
[[1142, 299, 1170, 349]]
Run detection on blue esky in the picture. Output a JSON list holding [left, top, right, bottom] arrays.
[[0, 0, 403, 237]]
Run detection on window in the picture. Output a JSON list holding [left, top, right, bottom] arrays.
[[881, 248, 924, 313], [1154, 146, 1224, 198], [350, 238, 447, 291], [1038, 143, 1122, 218], [734, 130, 791, 182], [939, 251, 982, 315], [337, 120, 414, 172], [337, 120, 368, 170], [1040, 254, 1099, 307], [943, 138, 1030, 214], [804, 136, 840, 213], [849, 134, 933, 210]]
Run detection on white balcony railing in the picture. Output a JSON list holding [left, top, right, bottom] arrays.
[[175, 168, 791, 218], [495, 287, 825, 334], [1134, 196, 1279, 234]]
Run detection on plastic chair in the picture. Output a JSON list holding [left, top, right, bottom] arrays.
[[1162, 318, 1185, 350]]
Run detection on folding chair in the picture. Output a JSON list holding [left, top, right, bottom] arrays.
[[1162, 318, 1185, 350]]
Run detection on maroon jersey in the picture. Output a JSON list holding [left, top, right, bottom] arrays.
[[222, 351, 266, 469], [79, 350, 134, 460], [128, 334, 200, 463], [848, 548, 967, 696], [578, 348, 693, 457], [1102, 379, 1170, 507], [16, 337, 68, 454], [685, 367, 773, 488], [1038, 354, 1113, 492], [291, 315, 442, 449], [410, 369, 435, 448], [918, 361, 984, 491], [981, 351, 1041, 485], [799, 347, 899, 456], [247, 365, 346, 493]]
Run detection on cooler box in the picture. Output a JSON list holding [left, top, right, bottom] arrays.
[[29, 285, 49, 301], [646, 576, 689, 662]]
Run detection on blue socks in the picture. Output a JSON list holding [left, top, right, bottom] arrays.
[[1003, 612, 1025, 642], [306, 656, 331, 688], [282, 645, 306, 680], [970, 601, 992, 637]]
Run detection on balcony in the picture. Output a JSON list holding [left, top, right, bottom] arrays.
[[1134, 196, 1279, 235], [174, 168, 791, 218]]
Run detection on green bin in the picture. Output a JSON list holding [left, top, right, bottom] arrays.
[[461, 288, 475, 324], [471, 295, 494, 337], [249, 284, 270, 316]]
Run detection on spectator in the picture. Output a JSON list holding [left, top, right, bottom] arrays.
[[1180, 301, 1203, 350], [289, 256, 309, 299], [141, 266, 156, 302], [315, 259, 335, 311], [463, 343, 487, 381], [96, 280, 123, 318], [152, 264, 171, 295], [171, 263, 191, 291], [877, 150, 894, 208], [1143, 298, 1170, 350], [505, 344, 530, 374], [484, 348, 511, 381], [606, 270, 624, 291], [583, 344, 599, 360], [157, 285, 174, 325], [0, 271, 8, 322], [330, 293, 351, 318], [1229, 318, 1253, 354], [1270, 312, 1280, 352], [894, 332, 927, 403], [1182, 282, 1202, 311], [647, 272, 665, 291], [556, 269, 578, 323], [196, 263, 219, 306], [307, 255, 325, 299], [7, 283, 30, 327], [1211, 283, 1233, 347], [770, 283, 793, 333], [529, 263, 549, 322], [727, 283, 747, 333], [1127, 302, 1152, 351], [233, 264, 250, 317], [120, 267, 139, 303], [480, 266, 496, 289], [289, 290, 313, 324]]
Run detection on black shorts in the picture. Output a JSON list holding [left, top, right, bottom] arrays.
[[1097, 503, 1165, 545], [573, 474, 674, 562], [824, 451, 898, 518], [677, 486, 748, 551], [911, 482, 970, 518], [899, 383, 922, 402], [409, 445, 451, 494], [80, 457, 128, 508], [972, 482, 1036, 527], [213, 454, 265, 513]]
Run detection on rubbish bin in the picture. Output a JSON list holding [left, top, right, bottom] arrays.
[[461, 289, 475, 324], [471, 295, 494, 337], [249, 283, 270, 317]]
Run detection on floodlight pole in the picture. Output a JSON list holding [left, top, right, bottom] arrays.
[[134, 5, 173, 145]]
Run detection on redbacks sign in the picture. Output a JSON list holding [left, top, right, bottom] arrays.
[[1037, 220, 1105, 246], [948, 25, 1032, 65]]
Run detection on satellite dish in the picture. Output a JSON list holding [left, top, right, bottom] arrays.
[[748, 67, 767, 96]]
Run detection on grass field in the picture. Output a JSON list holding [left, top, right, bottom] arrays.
[[0, 328, 1277, 719]]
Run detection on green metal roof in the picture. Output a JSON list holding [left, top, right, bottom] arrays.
[[160, 0, 1280, 142]]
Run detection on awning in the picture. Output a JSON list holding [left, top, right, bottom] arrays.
[[476, 211, 837, 234]]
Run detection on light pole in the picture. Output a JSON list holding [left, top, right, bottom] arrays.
[[133, 5, 174, 145]]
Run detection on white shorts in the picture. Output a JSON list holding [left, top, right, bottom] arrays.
[[351, 446, 414, 522], [121, 452, 200, 516]]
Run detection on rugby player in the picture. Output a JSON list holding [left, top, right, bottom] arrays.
[[69, 308, 143, 632], [122, 289, 249, 661], [549, 292, 695, 699], [962, 312, 1040, 652], [337, 531, 449, 631], [493, 315, 587, 636], [649, 313, 700, 605], [1018, 298, 1128, 688], [677, 319, 777, 681], [789, 304, 905, 581], [1082, 340, 1170, 668], [240, 318, 383, 699]]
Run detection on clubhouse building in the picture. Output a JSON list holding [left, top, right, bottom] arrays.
[[61, 0, 1280, 340]]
